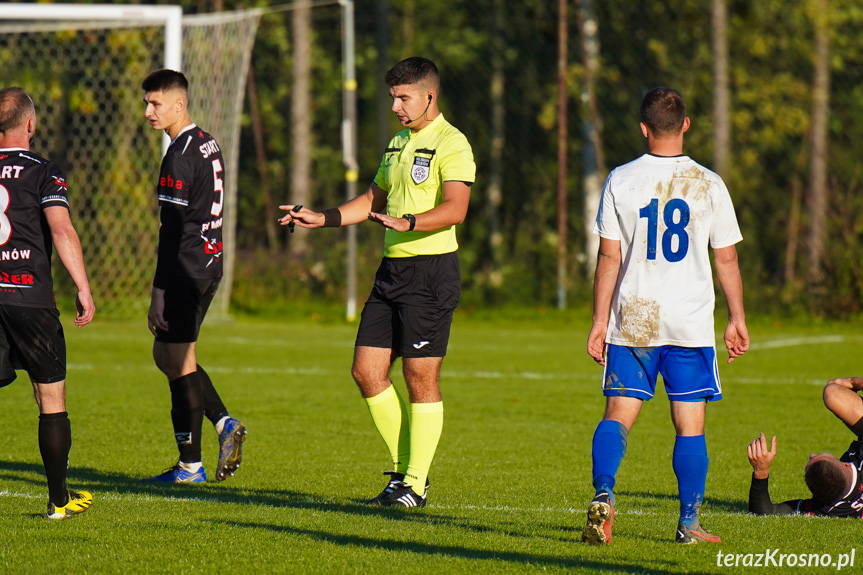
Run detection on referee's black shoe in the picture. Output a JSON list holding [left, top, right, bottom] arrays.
[[379, 479, 429, 508], [365, 471, 405, 505]]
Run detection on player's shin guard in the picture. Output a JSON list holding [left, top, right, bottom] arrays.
[[405, 402, 443, 497], [591, 420, 628, 502], [196, 364, 228, 425], [673, 434, 708, 527], [38, 411, 71, 507], [365, 385, 411, 474], [169, 373, 204, 463]]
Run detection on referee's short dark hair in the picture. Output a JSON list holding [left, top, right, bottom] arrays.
[[805, 458, 847, 504], [640, 87, 686, 137], [0, 87, 35, 134], [385, 57, 440, 91], [142, 69, 189, 95]]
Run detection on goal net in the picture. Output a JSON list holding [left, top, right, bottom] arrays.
[[0, 6, 261, 318]]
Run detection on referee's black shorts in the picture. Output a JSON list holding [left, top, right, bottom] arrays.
[[0, 305, 66, 386], [355, 251, 460, 358], [156, 276, 221, 344]]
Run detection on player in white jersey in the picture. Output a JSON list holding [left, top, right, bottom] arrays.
[[581, 88, 749, 545]]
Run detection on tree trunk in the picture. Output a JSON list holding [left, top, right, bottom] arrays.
[[556, 0, 568, 309], [400, 0, 415, 58], [577, 0, 605, 277], [290, 1, 312, 259], [711, 0, 730, 178], [375, 0, 390, 154], [246, 65, 278, 252], [485, 0, 505, 283], [806, 0, 830, 290], [784, 178, 802, 289]]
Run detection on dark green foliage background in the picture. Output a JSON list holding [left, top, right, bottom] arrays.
[[5, 1, 863, 316]]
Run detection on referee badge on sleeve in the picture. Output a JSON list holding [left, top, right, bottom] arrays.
[[411, 156, 431, 184]]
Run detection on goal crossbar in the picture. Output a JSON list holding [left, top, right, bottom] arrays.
[[0, 3, 182, 71]]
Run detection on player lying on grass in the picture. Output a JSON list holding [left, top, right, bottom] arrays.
[[747, 377, 863, 517]]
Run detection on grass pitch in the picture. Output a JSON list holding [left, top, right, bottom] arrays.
[[0, 310, 861, 573]]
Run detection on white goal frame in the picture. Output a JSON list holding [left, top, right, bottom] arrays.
[[1, 3, 182, 156], [0, 4, 261, 318], [0, 4, 181, 67]]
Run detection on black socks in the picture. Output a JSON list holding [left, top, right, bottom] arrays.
[[39, 411, 71, 506], [196, 364, 228, 425], [169, 373, 204, 463]]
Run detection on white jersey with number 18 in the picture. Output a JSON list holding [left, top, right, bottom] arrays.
[[593, 154, 742, 348]]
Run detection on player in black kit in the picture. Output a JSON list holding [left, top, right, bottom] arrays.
[[141, 70, 246, 483], [747, 376, 863, 518], [0, 87, 95, 518]]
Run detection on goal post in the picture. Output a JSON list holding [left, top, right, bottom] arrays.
[[0, 4, 261, 318]]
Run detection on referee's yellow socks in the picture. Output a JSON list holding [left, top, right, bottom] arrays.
[[405, 401, 444, 496], [365, 385, 410, 474]]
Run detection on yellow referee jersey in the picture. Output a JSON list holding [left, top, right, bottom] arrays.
[[373, 114, 476, 258]]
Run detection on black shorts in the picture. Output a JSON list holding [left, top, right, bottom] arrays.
[[156, 276, 221, 344], [0, 305, 65, 386], [355, 252, 460, 358]]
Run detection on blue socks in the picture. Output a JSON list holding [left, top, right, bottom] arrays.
[[591, 420, 628, 505], [673, 434, 708, 527], [590, 421, 709, 525]]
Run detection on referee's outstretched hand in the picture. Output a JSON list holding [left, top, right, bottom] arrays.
[[278, 205, 324, 229], [368, 211, 411, 232]]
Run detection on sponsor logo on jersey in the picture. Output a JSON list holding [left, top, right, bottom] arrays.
[[411, 156, 431, 184], [0, 272, 35, 287], [201, 233, 223, 267], [204, 238, 223, 255], [159, 174, 184, 190], [51, 175, 67, 189]]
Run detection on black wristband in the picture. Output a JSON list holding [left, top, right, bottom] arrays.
[[322, 208, 342, 228], [403, 213, 416, 231]]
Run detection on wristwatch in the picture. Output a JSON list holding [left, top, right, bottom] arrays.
[[402, 213, 416, 232]]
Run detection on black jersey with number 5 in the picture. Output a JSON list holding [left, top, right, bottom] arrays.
[[0, 148, 70, 308], [153, 125, 224, 288]]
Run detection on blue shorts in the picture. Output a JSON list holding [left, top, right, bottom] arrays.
[[602, 344, 722, 402]]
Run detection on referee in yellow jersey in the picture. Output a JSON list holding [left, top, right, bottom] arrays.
[[280, 56, 475, 507]]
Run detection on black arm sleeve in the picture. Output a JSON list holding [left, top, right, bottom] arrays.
[[748, 474, 800, 515], [154, 204, 183, 290]]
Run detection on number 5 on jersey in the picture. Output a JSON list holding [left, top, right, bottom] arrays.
[[639, 198, 690, 262], [211, 159, 224, 217]]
